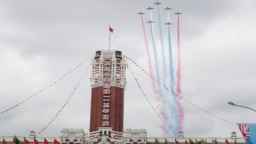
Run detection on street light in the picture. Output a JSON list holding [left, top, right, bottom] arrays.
[[228, 101, 256, 112]]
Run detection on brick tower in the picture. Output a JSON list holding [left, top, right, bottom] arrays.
[[89, 49, 126, 143]]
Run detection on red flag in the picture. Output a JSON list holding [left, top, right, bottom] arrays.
[[109, 26, 114, 33], [54, 139, 60, 144], [34, 139, 38, 144], [44, 139, 48, 144], [225, 139, 229, 144], [2, 139, 7, 144], [175, 139, 179, 144], [24, 138, 29, 144]]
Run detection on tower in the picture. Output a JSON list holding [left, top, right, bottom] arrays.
[[89, 49, 126, 143]]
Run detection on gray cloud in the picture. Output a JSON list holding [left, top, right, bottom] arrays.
[[1, 0, 256, 138]]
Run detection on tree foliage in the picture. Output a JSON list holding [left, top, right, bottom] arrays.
[[189, 139, 204, 144], [13, 136, 22, 144]]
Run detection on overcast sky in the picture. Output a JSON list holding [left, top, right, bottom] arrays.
[[1, 0, 256, 138]]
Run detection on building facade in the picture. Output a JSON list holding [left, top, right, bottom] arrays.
[[0, 130, 246, 144], [89, 49, 127, 143], [60, 128, 86, 144]]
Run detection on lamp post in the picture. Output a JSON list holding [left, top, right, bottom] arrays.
[[228, 101, 256, 112]]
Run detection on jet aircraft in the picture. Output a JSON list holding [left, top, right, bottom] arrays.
[[146, 6, 154, 10], [146, 20, 154, 23], [154, 1, 161, 5], [165, 22, 172, 25], [164, 7, 172, 10], [137, 11, 145, 15], [174, 11, 182, 15]]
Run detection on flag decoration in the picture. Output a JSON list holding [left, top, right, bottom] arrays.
[[225, 139, 229, 144], [109, 26, 114, 33], [175, 139, 179, 144], [239, 123, 250, 140], [23, 138, 29, 144], [44, 139, 49, 144], [238, 123, 256, 144], [54, 139, 60, 144], [213, 139, 218, 144], [2, 139, 7, 144], [33, 139, 38, 144]]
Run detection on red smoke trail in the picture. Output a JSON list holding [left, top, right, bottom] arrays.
[[176, 13, 184, 131]]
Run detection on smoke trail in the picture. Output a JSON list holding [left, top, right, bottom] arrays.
[[142, 9, 167, 135], [176, 13, 184, 132], [149, 20, 170, 135], [155, 4, 173, 136], [139, 13, 162, 116], [165, 8, 176, 98], [156, 6, 177, 136], [149, 23, 161, 96], [156, 4, 167, 80], [167, 24, 179, 135], [140, 15, 156, 95], [147, 8, 171, 135], [167, 22, 176, 105], [149, 19, 178, 137]]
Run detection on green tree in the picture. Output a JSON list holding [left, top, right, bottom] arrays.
[[189, 139, 204, 144], [13, 136, 22, 144]]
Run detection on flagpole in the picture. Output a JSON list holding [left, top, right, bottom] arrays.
[[108, 26, 114, 50], [108, 30, 111, 50]]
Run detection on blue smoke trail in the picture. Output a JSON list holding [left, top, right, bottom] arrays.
[[167, 24, 179, 135], [150, 22, 178, 136], [156, 4, 167, 78], [148, 9, 171, 136], [156, 4, 177, 136], [156, 4, 179, 136], [149, 24, 160, 94], [149, 23, 170, 135], [167, 25, 176, 101]]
